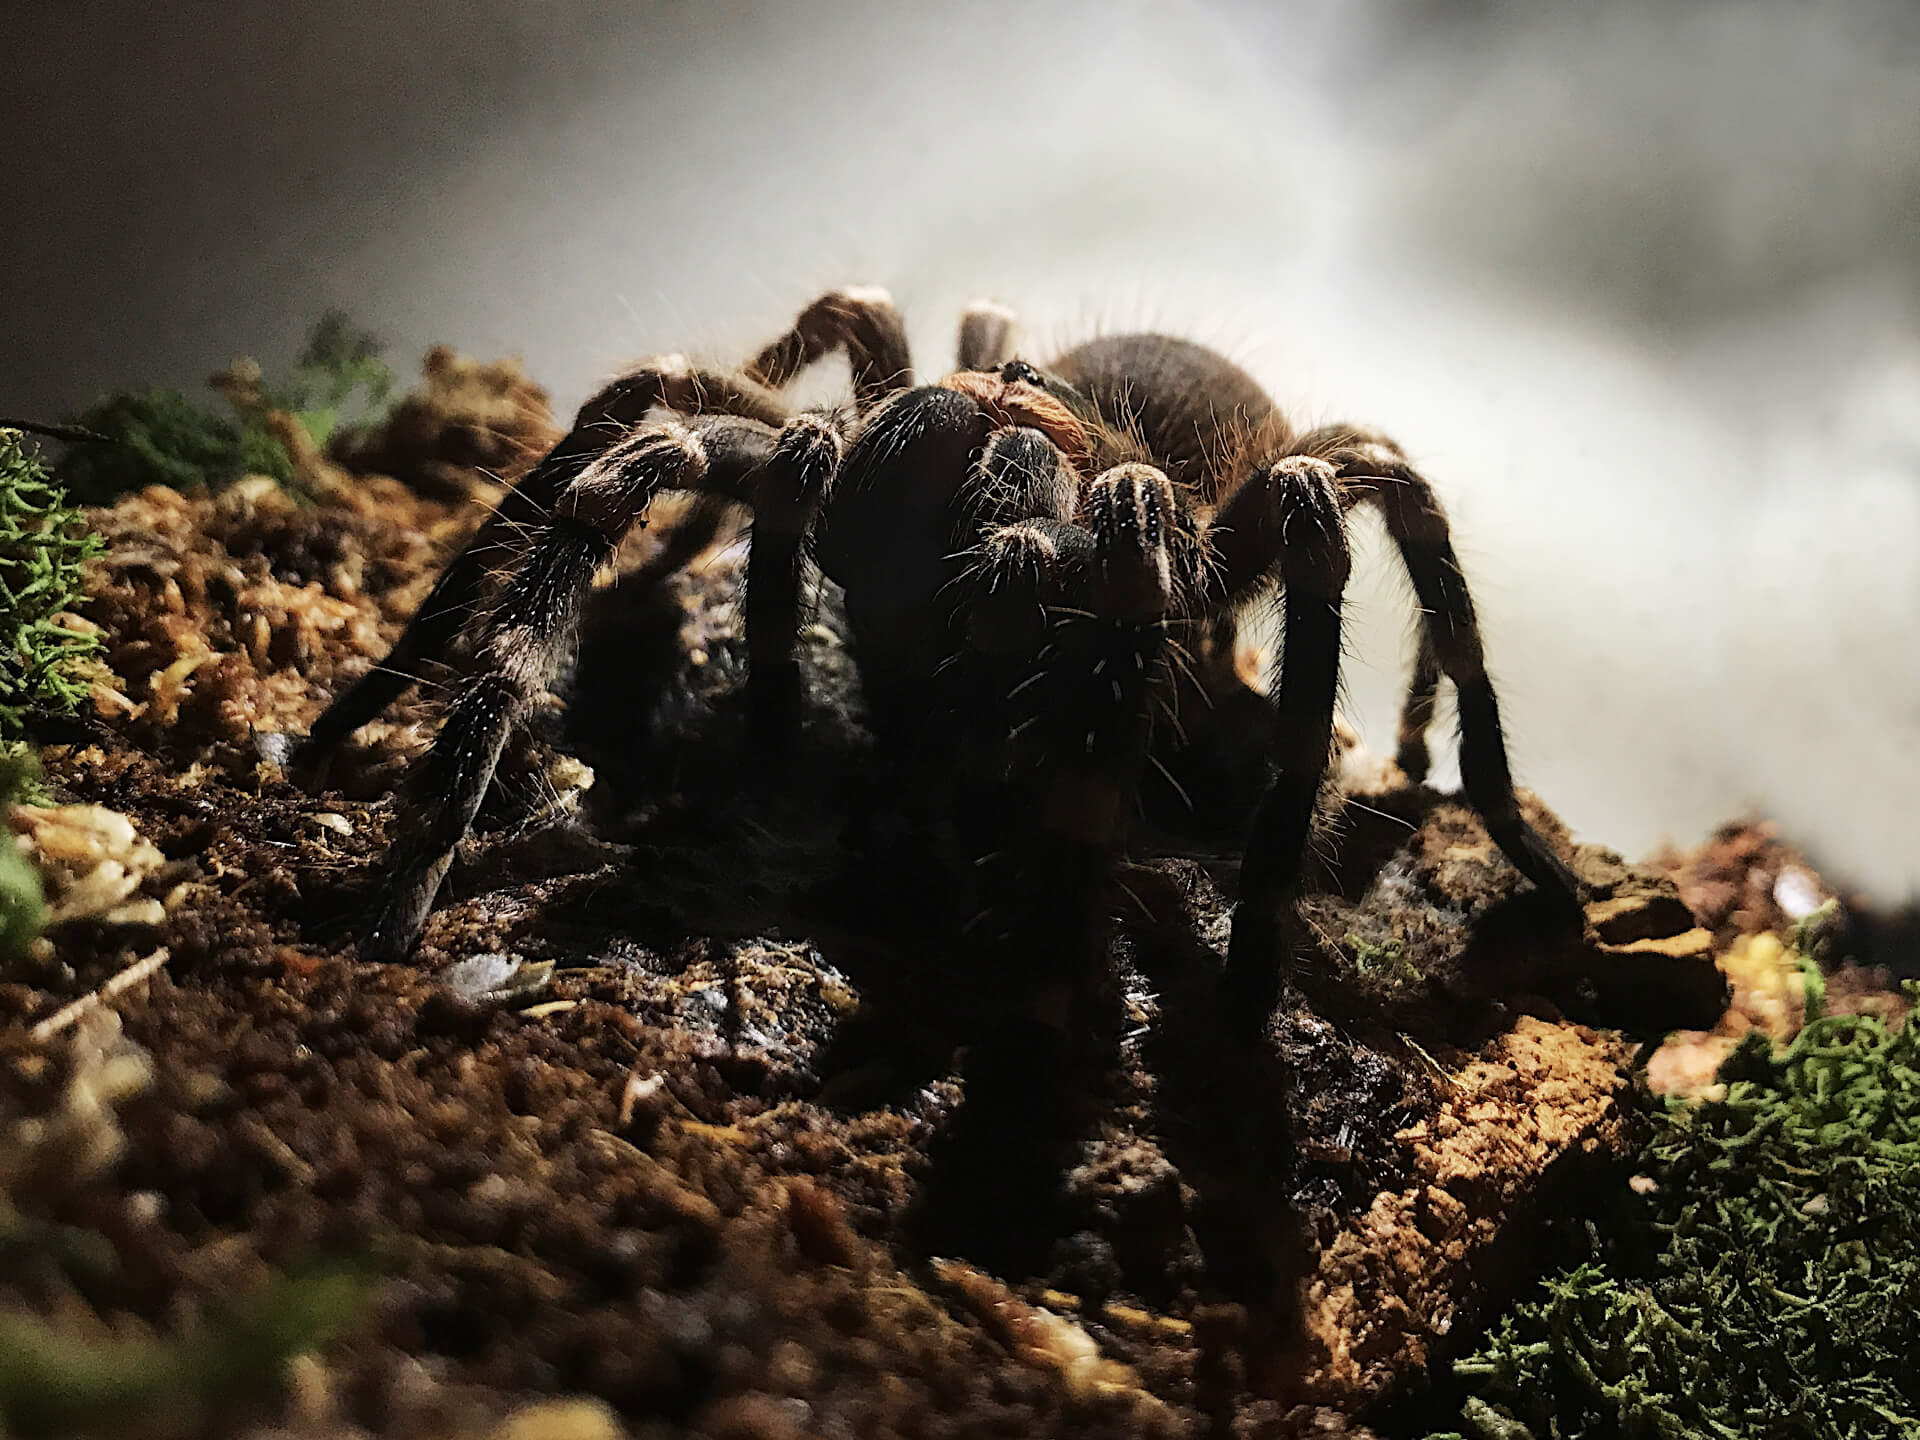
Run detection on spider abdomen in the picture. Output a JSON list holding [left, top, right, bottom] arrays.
[[1047, 334, 1283, 500]]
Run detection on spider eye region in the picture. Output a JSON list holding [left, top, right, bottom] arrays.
[[998, 359, 1045, 386], [938, 369, 1093, 475]]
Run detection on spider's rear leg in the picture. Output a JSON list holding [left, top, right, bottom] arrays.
[[293, 357, 794, 787], [1323, 434, 1583, 907], [1395, 627, 1442, 783], [746, 286, 914, 408], [364, 414, 818, 961], [1203, 458, 1354, 1024], [957, 299, 1020, 372]]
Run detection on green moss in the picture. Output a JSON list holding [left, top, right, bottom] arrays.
[[0, 819, 47, 966], [0, 1266, 370, 1438], [270, 308, 395, 448], [1432, 969, 1920, 1439], [0, 429, 102, 737], [54, 386, 288, 504], [1350, 932, 1419, 986], [57, 312, 394, 504]]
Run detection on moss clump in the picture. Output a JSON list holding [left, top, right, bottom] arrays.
[[1432, 972, 1920, 1439], [0, 429, 100, 741], [1349, 932, 1419, 986], [0, 813, 46, 965], [0, 1265, 370, 1438], [57, 312, 393, 504], [53, 387, 287, 505]]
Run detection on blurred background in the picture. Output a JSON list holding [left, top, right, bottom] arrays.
[[5, 0, 1916, 901]]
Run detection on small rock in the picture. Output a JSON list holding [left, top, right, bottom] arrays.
[[1584, 892, 1700, 945], [439, 953, 555, 1007], [493, 1397, 625, 1440]]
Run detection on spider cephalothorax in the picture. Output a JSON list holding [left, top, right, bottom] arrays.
[[295, 287, 1581, 1017]]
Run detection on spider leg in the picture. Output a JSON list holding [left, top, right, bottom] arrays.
[[1395, 627, 1441, 783], [957, 299, 1020, 371], [742, 415, 843, 740], [964, 424, 1078, 528], [816, 384, 995, 679], [293, 356, 793, 786], [1033, 463, 1198, 849], [963, 518, 1091, 656], [957, 425, 1085, 654], [960, 463, 1195, 859], [1312, 431, 1582, 906], [963, 464, 1198, 968], [301, 284, 907, 785], [364, 414, 808, 960], [623, 493, 735, 592], [1204, 459, 1353, 1023], [745, 286, 914, 408]]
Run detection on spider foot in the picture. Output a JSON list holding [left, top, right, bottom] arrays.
[[1491, 815, 1586, 914], [363, 854, 452, 963]]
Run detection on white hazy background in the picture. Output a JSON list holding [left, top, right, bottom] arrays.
[[5, 0, 1917, 901]]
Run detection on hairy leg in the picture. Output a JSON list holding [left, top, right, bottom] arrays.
[[957, 299, 1020, 372], [366, 415, 792, 959], [295, 356, 793, 783], [301, 285, 914, 782], [816, 384, 995, 673], [960, 462, 1199, 856], [1309, 429, 1581, 905], [745, 286, 914, 408], [965, 464, 1200, 977], [1394, 628, 1442, 783], [742, 415, 844, 739], [1208, 459, 1352, 1025], [957, 425, 1085, 654]]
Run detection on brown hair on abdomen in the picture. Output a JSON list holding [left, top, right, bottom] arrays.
[[1047, 334, 1287, 504]]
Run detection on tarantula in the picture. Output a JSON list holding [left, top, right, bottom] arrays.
[[297, 287, 1581, 1012]]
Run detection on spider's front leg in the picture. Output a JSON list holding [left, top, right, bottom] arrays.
[[1039, 464, 1198, 845], [945, 459, 1199, 988], [957, 424, 1085, 656], [297, 286, 913, 785], [962, 453, 1201, 851], [293, 358, 792, 785], [1200, 458, 1354, 1023], [365, 411, 841, 961]]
